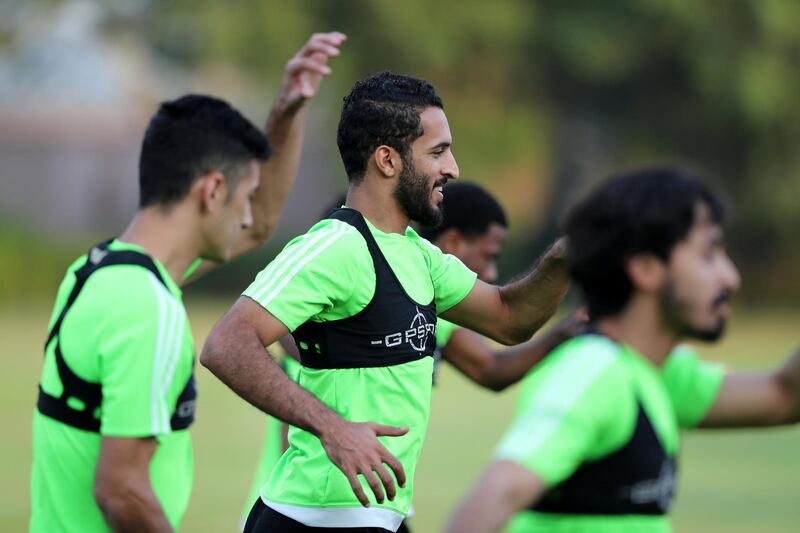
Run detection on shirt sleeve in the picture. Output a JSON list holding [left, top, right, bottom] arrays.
[[418, 237, 477, 313], [662, 346, 725, 428], [494, 340, 629, 486], [242, 220, 366, 331], [95, 268, 190, 437]]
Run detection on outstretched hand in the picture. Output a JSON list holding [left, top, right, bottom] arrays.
[[279, 31, 347, 109], [320, 419, 408, 507]]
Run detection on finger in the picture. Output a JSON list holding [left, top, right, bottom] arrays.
[[381, 448, 407, 488], [360, 468, 385, 504], [286, 57, 332, 77], [373, 464, 397, 501], [307, 32, 347, 47], [346, 471, 370, 507], [298, 41, 341, 58], [371, 424, 409, 437]]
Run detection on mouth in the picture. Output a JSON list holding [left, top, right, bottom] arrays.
[[432, 179, 448, 202], [712, 291, 733, 315]]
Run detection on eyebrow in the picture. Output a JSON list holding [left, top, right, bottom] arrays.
[[429, 141, 451, 151]]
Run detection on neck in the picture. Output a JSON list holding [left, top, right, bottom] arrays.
[[345, 176, 410, 234], [594, 296, 679, 367], [119, 204, 204, 286]]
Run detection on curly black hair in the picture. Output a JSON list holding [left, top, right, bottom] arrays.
[[336, 71, 443, 182]]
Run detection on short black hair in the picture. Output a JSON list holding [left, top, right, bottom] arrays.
[[139, 94, 271, 208], [418, 181, 508, 241], [337, 71, 443, 182], [565, 165, 727, 319]]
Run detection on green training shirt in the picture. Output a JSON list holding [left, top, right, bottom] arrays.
[[30, 240, 195, 533], [435, 318, 459, 348], [495, 334, 724, 533], [242, 216, 476, 530]]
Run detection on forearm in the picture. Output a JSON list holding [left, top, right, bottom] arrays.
[[95, 479, 172, 532], [447, 461, 544, 533], [243, 102, 307, 248], [200, 323, 341, 438], [446, 500, 511, 533], [446, 482, 519, 533], [481, 330, 568, 391], [498, 240, 570, 342]]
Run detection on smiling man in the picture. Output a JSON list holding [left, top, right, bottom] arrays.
[[200, 71, 570, 532], [447, 166, 800, 533]]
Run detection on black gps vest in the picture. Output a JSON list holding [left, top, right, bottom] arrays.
[[533, 400, 677, 516], [292, 208, 437, 369], [36, 240, 197, 433]]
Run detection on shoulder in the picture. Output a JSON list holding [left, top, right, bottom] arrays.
[[521, 335, 627, 405], [82, 265, 177, 319], [278, 219, 365, 263]]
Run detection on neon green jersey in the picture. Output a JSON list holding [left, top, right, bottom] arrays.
[[243, 216, 476, 530], [495, 334, 724, 533], [30, 240, 195, 533], [435, 318, 459, 348]]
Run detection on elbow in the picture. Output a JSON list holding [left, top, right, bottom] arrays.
[[199, 330, 226, 374], [497, 327, 533, 347], [94, 476, 130, 521]]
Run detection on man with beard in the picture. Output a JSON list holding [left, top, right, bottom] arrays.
[[447, 166, 800, 533], [200, 71, 571, 532]]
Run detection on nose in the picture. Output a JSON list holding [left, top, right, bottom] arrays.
[[722, 254, 741, 293], [443, 151, 459, 181]]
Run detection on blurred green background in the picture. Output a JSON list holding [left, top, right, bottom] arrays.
[[2, 0, 799, 531]]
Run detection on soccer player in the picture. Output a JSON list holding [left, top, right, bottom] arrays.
[[200, 71, 571, 532], [30, 32, 346, 533], [447, 166, 800, 533], [238, 183, 578, 531]]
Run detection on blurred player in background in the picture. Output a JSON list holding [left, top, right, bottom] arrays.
[[448, 165, 800, 533]]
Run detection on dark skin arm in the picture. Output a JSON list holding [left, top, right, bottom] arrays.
[[200, 297, 407, 507], [441, 238, 570, 346], [701, 346, 800, 428], [443, 312, 584, 391], [94, 437, 172, 533]]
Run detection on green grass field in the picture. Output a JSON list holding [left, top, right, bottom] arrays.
[[3, 298, 799, 532]]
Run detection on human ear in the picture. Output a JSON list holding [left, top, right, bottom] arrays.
[[373, 145, 401, 178], [197, 171, 226, 213], [625, 253, 666, 293]]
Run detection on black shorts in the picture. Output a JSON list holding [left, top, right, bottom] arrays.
[[243, 498, 403, 533]]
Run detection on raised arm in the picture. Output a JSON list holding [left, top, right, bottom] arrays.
[[186, 32, 346, 283], [200, 296, 406, 507], [441, 238, 570, 345], [237, 32, 347, 253], [700, 347, 800, 428], [446, 460, 546, 533], [443, 312, 584, 391]]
